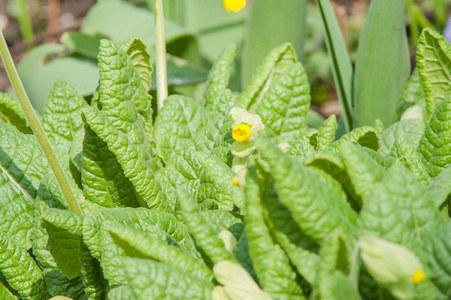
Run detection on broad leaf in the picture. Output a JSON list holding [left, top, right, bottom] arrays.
[[379, 119, 425, 156], [427, 166, 451, 208], [0, 93, 31, 134], [328, 126, 379, 154], [318, 115, 337, 150], [81, 241, 107, 300], [121, 38, 152, 91], [43, 269, 85, 299]]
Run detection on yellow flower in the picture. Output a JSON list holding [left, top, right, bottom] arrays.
[[411, 270, 425, 284], [232, 124, 252, 142], [223, 0, 246, 12]]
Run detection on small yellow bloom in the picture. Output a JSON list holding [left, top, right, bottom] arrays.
[[232, 124, 252, 142], [411, 270, 425, 284], [223, 0, 246, 12], [233, 176, 240, 187]]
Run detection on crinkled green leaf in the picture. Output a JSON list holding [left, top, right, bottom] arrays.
[[125, 258, 213, 300], [0, 123, 49, 249], [427, 166, 451, 207], [305, 153, 360, 210], [357, 164, 443, 251], [238, 43, 297, 112], [41, 209, 83, 279], [260, 161, 320, 283], [389, 135, 431, 187], [257, 62, 310, 144], [83, 208, 195, 285], [418, 95, 451, 178], [42, 79, 88, 151], [340, 142, 385, 201], [121, 38, 152, 91], [318, 115, 337, 151], [257, 139, 356, 245], [43, 269, 85, 299], [81, 126, 140, 208], [243, 164, 305, 299], [204, 44, 236, 111], [195, 152, 243, 211], [0, 93, 31, 134], [177, 189, 234, 266], [315, 234, 349, 287], [379, 119, 425, 156], [202, 210, 244, 240], [399, 68, 426, 116], [0, 232, 47, 299], [107, 285, 135, 300], [286, 128, 318, 162], [316, 271, 361, 300], [81, 241, 107, 300], [32, 201, 57, 270], [417, 28, 451, 116], [154, 95, 210, 163], [83, 107, 167, 211], [327, 126, 379, 155], [109, 226, 213, 281]]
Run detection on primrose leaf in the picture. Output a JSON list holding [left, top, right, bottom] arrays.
[[177, 189, 234, 266], [83, 107, 167, 211], [0, 123, 49, 249], [0, 93, 31, 134], [125, 258, 213, 300], [379, 119, 425, 156], [389, 135, 431, 187], [315, 233, 349, 287], [204, 44, 236, 111], [340, 142, 385, 201], [43, 269, 85, 299], [42, 79, 88, 151], [81, 126, 140, 208], [257, 139, 357, 245], [256, 62, 310, 144], [417, 28, 451, 116], [244, 161, 308, 298], [0, 232, 47, 299], [357, 164, 443, 251], [121, 38, 153, 91], [107, 285, 136, 300], [238, 43, 297, 112], [286, 128, 318, 161], [318, 115, 338, 150], [399, 68, 426, 115], [41, 209, 83, 279], [427, 166, 451, 208], [316, 271, 361, 300], [83, 207, 194, 285], [0, 275, 19, 300], [327, 126, 379, 154], [81, 241, 107, 300], [109, 226, 213, 281], [418, 95, 451, 178], [202, 210, 244, 240], [154, 95, 210, 163]]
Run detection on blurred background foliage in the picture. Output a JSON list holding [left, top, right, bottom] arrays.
[[0, 0, 450, 119]]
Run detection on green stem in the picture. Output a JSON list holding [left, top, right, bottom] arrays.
[[154, 0, 168, 109], [15, 0, 35, 43], [406, 0, 419, 48], [0, 26, 82, 214]]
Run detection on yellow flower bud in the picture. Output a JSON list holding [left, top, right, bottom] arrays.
[[232, 124, 252, 142], [223, 0, 246, 12]]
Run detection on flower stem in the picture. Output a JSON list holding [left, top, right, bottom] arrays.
[[154, 0, 168, 109], [0, 25, 82, 214]]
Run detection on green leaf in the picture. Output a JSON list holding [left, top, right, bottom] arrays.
[[318, 115, 337, 150], [315, 233, 349, 286], [317, 0, 353, 132], [340, 142, 385, 201], [204, 44, 236, 111], [202, 210, 244, 240], [177, 189, 234, 266], [82, 208, 194, 285], [60, 31, 105, 60], [154, 95, 210, 163], [317, 271, 361, 300], [80, 241, 107, 300], [107, 285, 136, 300], [353, 0, 410, 127], [0, 123, 49, 249], [81, 126, 140, 208], [238, 44, 297, 112], [399, 68, 426, 116], [379, 119, 425, 156], [121, 38, 153, 91], [0, 232, 47, 299], [418, 95, 451, 178], [357, 164, 443, 250], [389, 135, 431, 187], [109, 226, 213, 281], [41, 209, 83, 278], [83, 107, 167, 211], [257, 139, 356, 244], [124, 258, 213, 300], [256, 62, 310, 144], [0, 93, 31, 134], [327, 126, 380, 155], [286, 128, 318, 161], [42, 79, 88, 151], [417, 28, 451, 116], [242, 0, 306, 88], [43, 269, 85, 299], [427, 166, 451, 208], [0, 275, 19, 299]]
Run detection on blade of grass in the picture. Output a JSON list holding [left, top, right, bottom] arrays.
[[353, 0, 410, 128], [317, 0, 353, 132]]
